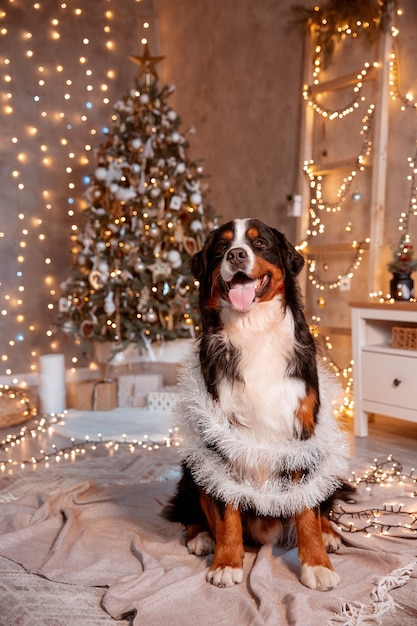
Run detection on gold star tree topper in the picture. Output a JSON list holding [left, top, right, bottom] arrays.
[[129, 42, 165, 80]]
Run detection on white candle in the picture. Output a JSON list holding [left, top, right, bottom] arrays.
[[39, 353, 66, 414]]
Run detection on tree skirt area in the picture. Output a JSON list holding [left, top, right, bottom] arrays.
[[0, 442, 416, 626]]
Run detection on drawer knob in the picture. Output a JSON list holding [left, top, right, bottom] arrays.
[[393, 378, 402, 387]]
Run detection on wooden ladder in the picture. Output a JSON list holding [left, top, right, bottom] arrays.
[[297, 22, 392, 296]]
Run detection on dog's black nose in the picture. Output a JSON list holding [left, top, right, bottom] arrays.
[[226, 247, 248, 267]]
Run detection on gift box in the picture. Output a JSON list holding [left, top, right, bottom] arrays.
[[118, 374, 163, 408], [108, 361, 179, 386], [72, 379, 118, 411], [147, 386, 178, 412]]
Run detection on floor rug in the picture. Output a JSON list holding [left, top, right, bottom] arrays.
[[0, 445, 416, 626]]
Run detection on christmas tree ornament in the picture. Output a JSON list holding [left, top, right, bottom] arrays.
[[167, 249, 182, 269], [95, 167, 108, 181], [149, 224, 160, 238], [148, 260, 172, 282], [104, 291, 116, 315], [80, 319, 95, 339], [120, 241, 132, 255], [169, 195, 182, 210], [190, 219, 203, 233], [146, 308, 158, 324], [62, 320, 78, 335], [89, 270, 104, 291], [183, 237, 198, 256], [58, 297, 71, 313], [97, 261, 109, 280], [190, 192, 202, 206], [134, 259, 146, 274], [115, 186, 136, 202]]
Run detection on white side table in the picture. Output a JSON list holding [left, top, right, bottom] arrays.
[[350, 301, 417, 436]]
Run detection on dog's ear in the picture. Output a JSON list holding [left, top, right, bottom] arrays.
[[271, 228, 305, 276], [191, 229, 218, 281], [191, 249, 205, 281]]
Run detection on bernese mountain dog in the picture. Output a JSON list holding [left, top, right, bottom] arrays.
[[163, 218, 349, 591]]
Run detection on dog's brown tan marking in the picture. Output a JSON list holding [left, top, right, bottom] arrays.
[[295, 507, 340, 590], [220, 229, 234, 242], [251, 258, 285, 300], [296, 388, 319, 438], [296, 508, 331, 567], [199, 493, 244, 587], [247, 226, 260, 240]]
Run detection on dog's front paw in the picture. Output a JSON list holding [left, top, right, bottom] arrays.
[[322, 530, 341, 553], [207, 565, 244, 588], [187, 531, 215, 556], [300, 564, 340, 591]]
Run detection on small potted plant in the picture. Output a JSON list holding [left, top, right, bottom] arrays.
[[387, 235, 417, 300]]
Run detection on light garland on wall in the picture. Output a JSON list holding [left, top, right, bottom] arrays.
[[306, 240, 366, 291], [298, 103, 374, 306], [303, 61, 375, 120], [0, 0, 157, 376], [302, 103, 374, 239], [389, 45, 417, 112], [397, 146, 417, 234], [299, 2, 417, 399]]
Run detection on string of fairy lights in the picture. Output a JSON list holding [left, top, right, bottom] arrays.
[[0, 0, 157, 378], [303, 61, 376, 120], [301, 7, 417, 285], [331, 455, 417, 537], [300, 3, 417, 402], [0, 413, 180, 473], [1, 416, 416, 541]]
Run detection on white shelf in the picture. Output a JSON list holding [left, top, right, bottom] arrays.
[[363, 344, 417, 358]]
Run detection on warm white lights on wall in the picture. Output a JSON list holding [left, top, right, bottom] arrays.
[[0, 0, 157, 376]]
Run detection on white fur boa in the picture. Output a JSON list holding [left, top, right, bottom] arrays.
[[175, 350, 350, 518]]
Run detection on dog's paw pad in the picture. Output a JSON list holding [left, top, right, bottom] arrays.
[[207, 565, 244, 588], [300, 564, 340, 591], [322, 531, 341, 553], [187, 531, 215, 556]]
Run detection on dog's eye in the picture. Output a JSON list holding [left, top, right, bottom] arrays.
[[216, 240, 229, 254], [253, 238, 267, 250]]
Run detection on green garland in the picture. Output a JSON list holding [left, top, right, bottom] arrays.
[[292, 0, 394, 68]]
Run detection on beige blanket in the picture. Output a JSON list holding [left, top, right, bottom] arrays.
[[0, 447, 415, 626]]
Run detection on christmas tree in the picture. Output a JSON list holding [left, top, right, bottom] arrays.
[[58, 44, 217, 353]]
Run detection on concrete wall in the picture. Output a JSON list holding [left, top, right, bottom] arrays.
[[157, 0, 306, 236]]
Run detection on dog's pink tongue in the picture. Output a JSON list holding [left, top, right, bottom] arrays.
[[229, 281, 256, 311]]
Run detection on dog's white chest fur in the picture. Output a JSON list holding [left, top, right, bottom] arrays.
[[218, 298, 306, 438]]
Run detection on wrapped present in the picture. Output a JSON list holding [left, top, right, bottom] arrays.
[[147, 386, 178, 412], [72, 379, 118, 411], [118, 374, 163, 408], [108, 361, 179, 386]]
